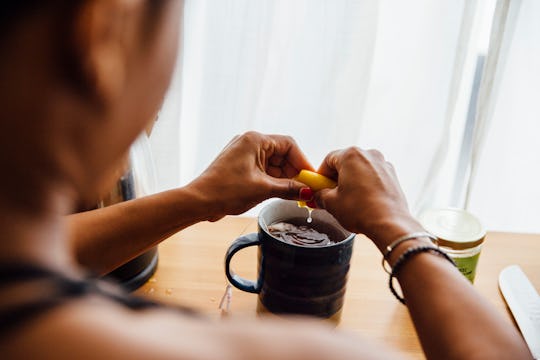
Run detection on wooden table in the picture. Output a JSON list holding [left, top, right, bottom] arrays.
[[135, 216, 540, 359]]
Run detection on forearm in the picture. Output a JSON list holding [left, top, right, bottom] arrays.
[[388, 239, 531, 359], [68, 185, 213, 275]]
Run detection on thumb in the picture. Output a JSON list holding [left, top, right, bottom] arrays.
[[267, 178, 307, 200], [313, 188, 339, 213]]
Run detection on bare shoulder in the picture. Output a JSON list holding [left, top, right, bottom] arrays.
[[2, 297, 406, 360]]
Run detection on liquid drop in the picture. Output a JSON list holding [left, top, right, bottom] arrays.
[[297, 201, 314, 223], [306, 208, 313, 223]]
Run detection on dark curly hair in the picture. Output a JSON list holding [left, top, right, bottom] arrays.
[[0, 2, 79, 45], [0, 2, 57, 29], [0, 1, 169, 94], [0, 1, 168, 43]]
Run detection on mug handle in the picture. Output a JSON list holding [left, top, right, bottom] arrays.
[[224, 233, 262, 294]]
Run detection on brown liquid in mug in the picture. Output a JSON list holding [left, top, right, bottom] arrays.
[[267, 218, 343, 247]]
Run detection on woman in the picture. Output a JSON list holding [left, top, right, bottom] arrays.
[[0, 1, 531, 359]]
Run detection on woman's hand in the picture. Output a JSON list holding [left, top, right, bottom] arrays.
[[313, 147, 423, 248], [188, 132, 314, 221]]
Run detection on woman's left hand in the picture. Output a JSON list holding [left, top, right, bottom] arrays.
[[187, 131, 314, 221]]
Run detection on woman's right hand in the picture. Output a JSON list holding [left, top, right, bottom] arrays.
[[187, 132, 313, 222], [313, 147, 424, 249]]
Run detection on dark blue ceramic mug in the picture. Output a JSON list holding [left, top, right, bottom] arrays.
[[225, 200, 355, 322]]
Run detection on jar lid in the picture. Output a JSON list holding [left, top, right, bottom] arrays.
[[419, 208, 486, 250]]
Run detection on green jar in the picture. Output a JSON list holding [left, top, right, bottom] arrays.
[[419, 208, 486, 283]]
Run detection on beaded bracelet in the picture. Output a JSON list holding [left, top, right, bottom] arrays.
[[381, 232, 438, 274], [389, 245, 456, 305]]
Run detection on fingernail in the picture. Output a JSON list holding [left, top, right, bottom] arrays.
[[299, 187, 314, 201], [306, 200, 318, 209]]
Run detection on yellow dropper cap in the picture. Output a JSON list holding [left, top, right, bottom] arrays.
[[294, 170, 337, 207]]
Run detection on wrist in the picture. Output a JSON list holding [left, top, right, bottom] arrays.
[[367, 214, 426, 254], [183, 181, 225, 222], [385, 238, 435, 269]]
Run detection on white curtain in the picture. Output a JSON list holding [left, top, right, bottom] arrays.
[[467, 0, 540, 233], [150, 0, 540, 233]]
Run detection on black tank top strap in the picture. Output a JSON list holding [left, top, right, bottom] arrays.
[[0, 263, 198, 337], [0, 263, 66, 284]]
